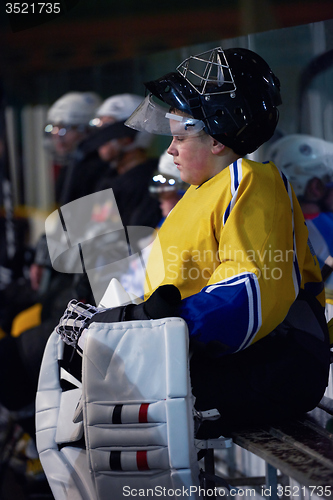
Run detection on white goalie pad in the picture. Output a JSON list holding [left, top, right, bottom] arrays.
[[36, 280, 200, 499], [83, 317, 200, 499]]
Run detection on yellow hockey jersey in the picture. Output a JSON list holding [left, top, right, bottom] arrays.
[[144, 158, 325, 354]]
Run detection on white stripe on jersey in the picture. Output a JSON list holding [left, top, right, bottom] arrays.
[[205, 272, 262, 350]]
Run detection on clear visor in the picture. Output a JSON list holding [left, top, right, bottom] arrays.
[[125, 94, 205, 137]]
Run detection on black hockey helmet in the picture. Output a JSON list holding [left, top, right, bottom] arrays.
[[126, 47, 282, 156]]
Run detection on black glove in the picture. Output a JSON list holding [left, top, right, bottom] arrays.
[[56, 285, 182, 350], [87, 284, 182, 325]]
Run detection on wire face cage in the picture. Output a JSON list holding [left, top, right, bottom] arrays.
[[56, 299, 102, 349], [176, 47, 237, 96]]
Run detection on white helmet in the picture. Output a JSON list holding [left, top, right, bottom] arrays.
[[47, 92, 102, 126], [95, 94, 153, 150], [268, 134, 333, 197], [158, 149, 182, 179], [149, 150, 189, 196]]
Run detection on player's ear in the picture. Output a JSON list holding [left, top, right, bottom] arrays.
[[211, 138, 225, 155]]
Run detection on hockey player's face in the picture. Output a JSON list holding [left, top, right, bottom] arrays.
[[97, 116, 132, 164], [51, 126, 86, 156], [167, 113, 217, 185]]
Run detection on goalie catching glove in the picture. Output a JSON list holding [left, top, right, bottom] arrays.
[[56, 284, 182, 353]]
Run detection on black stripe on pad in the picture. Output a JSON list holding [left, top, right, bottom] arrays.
[[110, 451, 122, 471], [112, 404, 123, 424]]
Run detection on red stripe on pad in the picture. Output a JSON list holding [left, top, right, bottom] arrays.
[[138, 403, 149, 423], [136, 451, 149, 470]]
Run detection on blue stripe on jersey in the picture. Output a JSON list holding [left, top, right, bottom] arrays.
[[280, 170, 289, 191], [223, 201, 231, 226], [179, 272, 262, 355], [223, 160, 241, 226], [232, 160, 239, 190]]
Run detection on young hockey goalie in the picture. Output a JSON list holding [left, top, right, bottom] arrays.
[[57, 47, 330, 437]]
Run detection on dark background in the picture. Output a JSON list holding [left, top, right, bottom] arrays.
[[1, 0, 333, 106]]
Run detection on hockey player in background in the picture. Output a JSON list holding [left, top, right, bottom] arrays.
[[268, 133, 333, 321]]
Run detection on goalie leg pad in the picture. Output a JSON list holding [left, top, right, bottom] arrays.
[[83, 317, 200, 499], [36, 318, 201, 499]]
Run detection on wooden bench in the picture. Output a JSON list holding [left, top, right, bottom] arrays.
[[200, 396, 333, 498]]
